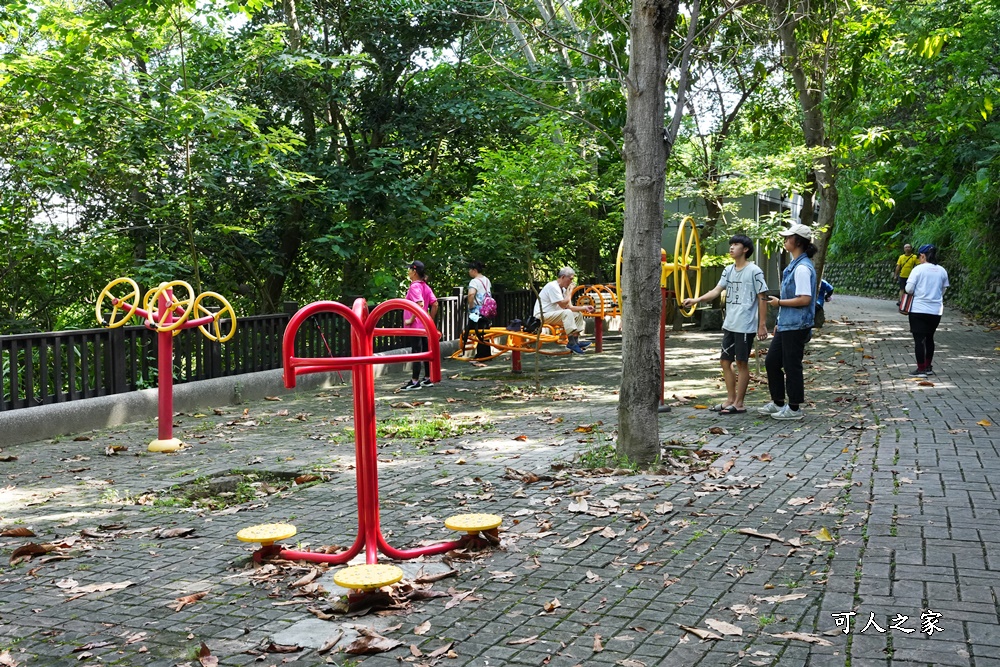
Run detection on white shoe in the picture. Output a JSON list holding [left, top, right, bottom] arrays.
[[757, 401, 782, 415], [770, 405, 803, 421]]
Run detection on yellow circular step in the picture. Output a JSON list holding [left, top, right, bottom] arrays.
[[332, 564, 404, 591], [444, 513, 502, 534], [236, 523, 297, 545]]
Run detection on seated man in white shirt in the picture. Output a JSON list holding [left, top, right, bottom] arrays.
[[533, 267, 594, 354]]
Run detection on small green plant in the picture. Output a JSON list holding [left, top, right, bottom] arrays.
[[783, 579, 800, 589], [758, 614, 776, 628], [892, 449, 900, 464]]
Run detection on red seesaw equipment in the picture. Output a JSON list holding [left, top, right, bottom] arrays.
[[96, 278, 237, 452], [237, 298, 501, 592]]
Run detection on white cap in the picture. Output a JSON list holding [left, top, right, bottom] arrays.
[[779, 223, 813, 241]]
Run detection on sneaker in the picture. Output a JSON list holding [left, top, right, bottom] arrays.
[[566, 343, 585, 354], [419, 378, 434, 388], [924, 366, 934, 376], [908, 368, 927, 377], [770, 405, 803, 421], [577, 341, 592, 350], [401, 380, 422, 391], [757, 401, 782, 415]]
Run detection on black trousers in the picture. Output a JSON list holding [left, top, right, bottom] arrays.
[[409, 336, 430, 380], [908, 313, 941, 367], [462, 317, 492, 359], [765, 328, 811, 408]]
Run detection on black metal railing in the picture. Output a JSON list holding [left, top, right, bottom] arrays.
[[0, 291, 486, 412]]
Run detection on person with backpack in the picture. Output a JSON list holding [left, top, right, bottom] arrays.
[[400, 261, 438, 391], [464, 261, 495, 367], [759, 224, 818, 421]]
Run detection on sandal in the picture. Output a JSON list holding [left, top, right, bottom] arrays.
[[720, 406, 747, 415], [470, 361, 488, 368], [709, 403, 732, 412]]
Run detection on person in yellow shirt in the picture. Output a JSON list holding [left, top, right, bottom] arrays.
[[893, 243, 918, 305]]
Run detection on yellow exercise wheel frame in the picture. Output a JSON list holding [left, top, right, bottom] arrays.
[[616, 215, 703, 318]]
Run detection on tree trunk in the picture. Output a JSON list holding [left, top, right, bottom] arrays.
[[617, 0, 680, 465]]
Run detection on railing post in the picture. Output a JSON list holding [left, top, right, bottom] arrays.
[[110, 327, 128, 395], [453, 287, 464, 341]]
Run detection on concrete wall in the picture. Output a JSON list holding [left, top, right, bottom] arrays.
[[0, 342, 458, 448]]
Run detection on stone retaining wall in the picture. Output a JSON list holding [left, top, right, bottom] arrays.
[[824, 260, 1000, 320]]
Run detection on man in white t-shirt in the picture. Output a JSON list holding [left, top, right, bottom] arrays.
[[533, 267, 594, 354], [682, 235, 769, 413]]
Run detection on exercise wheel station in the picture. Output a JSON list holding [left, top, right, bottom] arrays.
[[616, 215, 703, 410], [237, 298, 502, 595], [95, 278, 237, 452]]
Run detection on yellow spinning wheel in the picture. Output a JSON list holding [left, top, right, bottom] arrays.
[[96, 277, 140, 328], [615, 216, 703, 317], [192, 291, 237, 343], [145, 280, 195, 332], [671, 216, 703, 317]]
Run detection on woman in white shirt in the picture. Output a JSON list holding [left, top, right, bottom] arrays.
[[905, 244, 949, 377]]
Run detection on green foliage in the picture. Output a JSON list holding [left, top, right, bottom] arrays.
[[432, 117, 621, 287]]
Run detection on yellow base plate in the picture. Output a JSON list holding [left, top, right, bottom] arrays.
[[333, 564, 404, 591], [444, 513, 502, 533], [148, 437, 184, 453], [237, 523, 297, 545]]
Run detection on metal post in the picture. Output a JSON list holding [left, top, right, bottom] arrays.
[[511, 349, 522, 374], [149, 290, 183, 452], [595, 317, 603, 353]]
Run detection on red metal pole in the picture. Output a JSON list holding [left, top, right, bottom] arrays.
[[595, 317, 604, 353], [149, 290, 183, 452], [511, 349, 522, 374]]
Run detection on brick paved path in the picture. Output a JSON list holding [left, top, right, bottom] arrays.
[[0, 295, 997, 667]]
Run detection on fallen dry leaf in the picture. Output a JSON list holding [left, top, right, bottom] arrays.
[[617, 660, 646, 667], [737, 528, 786, 544], [264, 396, 282, 401], [345, 635, 401, 655], [757, 592, 807, 604], [156, 527, 195, 539], [198, 642, 219, 667], [542, 598, 561, 613], [0, 650, 18, 667], [63, 580, 135, 600], [787, 497, 814, 506], [678, 625, 722, 641], [413, 621, 431, 636], [654, 502, 674, 515], [593, 635, 603, 652], [9, 543, 57, 566], [705, 619, 743, 636], [513, 435, 529, 441], [426, 642, 453, 658], [756, 452, 773, 462], [170, 591, 209, 612], [810, 527, 835, 542], [977, 419, 992, 427], [294, 474, 321, 485], [917, 381, 934, 387], [769, 631, 832, 646], [0, 527, 35, 538], [707, 426, 729, 435], [507, 635, 538, 645], [693, 404, 708, 409]]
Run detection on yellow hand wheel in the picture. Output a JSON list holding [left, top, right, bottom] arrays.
[[673, 216, 703, 317], [192, 291, 237, 342], [96, 277, 140, 328], [145, 280, 195, 332], [615, 216, 703, 318]]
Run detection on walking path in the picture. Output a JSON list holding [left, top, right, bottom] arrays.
[[0, 296, 997, 667]]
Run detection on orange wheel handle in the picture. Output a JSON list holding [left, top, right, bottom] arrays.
[[96, 278, 140, 328]]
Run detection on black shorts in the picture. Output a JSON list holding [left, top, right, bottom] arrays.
[[897, 277, 908, 291], [720, 330, 755, 362]]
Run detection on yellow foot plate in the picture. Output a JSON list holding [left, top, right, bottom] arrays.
[[333, 564, 404, 591], [237, 523, 297, 544], [444, 513, 502, 533]]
